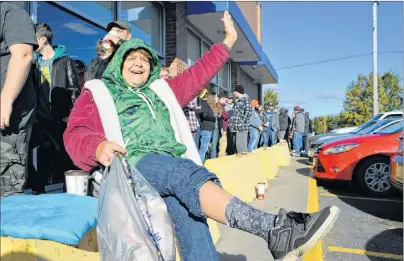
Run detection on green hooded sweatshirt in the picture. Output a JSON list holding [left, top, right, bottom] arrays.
[[102, 38, 187, 165]]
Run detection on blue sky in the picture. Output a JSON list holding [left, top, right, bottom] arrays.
[[261, 1, 403, 118]]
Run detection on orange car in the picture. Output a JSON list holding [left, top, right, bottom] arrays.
[[314, 121, 402, 197]]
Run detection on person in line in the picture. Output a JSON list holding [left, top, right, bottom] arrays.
[[184, 96, 201, 145], [31, 23, 80, 189], [228, 85, 251, 156], [74, 60, 86, 91], [278, 107, 291, 143], [196, 90, 218, 161], [303, 111, 313, 152], [64, 11, 338, 261], [225, 92, 236, 155], [0, 2, 38, 197], [218, 92, 229, 157], [291, 106, 306, 156], [84, 21, 132, 82], [262, 102, 279, 147], [160, 65, 171, 80], [209, 90, 222, 159], [248, 99, 263, 152]]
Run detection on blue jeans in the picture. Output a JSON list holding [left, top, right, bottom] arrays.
[[199, 130, 213, 161], [269, 130, 277, 147], [248, 128, 260, 152], [210, 128, 219, 159], [260, 129, 270, 147], [194, 126, 201, 149], [293, 132, 303, 156], [136, 153, 220, 261]]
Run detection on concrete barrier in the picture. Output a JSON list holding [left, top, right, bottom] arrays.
[[1, 143, 291, 261]]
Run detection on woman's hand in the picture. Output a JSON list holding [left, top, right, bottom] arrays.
[[96, 141, 127, 167], [222, 10, 237, 49]]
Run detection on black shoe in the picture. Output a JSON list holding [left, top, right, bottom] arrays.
[[268, 206, 340, 261]]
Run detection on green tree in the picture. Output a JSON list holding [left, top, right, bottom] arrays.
[[263, 88, 279, 108], [327, 115, 340, 131], [313, 116, 329, 134], [340, 72, 403, 127]]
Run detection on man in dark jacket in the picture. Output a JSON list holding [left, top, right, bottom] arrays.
[[31, 23, 80, 191], [195, 91, 216, 161], [84, 21, 131, 82], [278, 107, 291, 142], [303, 111, 313, 152], [229, 85, 252, 155], [291, 106, 305, 156]]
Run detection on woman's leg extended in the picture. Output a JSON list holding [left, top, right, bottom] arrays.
[[164, 196, 219, 261], [136, 153, 339, 260]]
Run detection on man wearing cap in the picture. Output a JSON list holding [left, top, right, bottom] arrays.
[[262, 102, 279, 147], [291, 106, 305, 156], [228, 85, 251, 156], [84, 21, 132, 82]]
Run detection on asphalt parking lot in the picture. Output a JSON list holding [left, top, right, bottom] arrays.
[[298, 158, 403, 261]]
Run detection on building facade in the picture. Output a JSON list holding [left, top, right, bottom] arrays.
[[10, 1, 278, 102]]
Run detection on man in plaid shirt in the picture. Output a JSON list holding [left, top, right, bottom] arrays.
[[184, 97, 201, 146], [229, 85, 252, 155]]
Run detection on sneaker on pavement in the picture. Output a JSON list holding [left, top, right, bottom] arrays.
[[268, 206, 340, 261]]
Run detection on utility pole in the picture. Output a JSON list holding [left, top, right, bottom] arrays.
[[373, 1, 379, 115]]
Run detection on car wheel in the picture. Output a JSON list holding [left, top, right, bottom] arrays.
[[356, 156, 393, 197]]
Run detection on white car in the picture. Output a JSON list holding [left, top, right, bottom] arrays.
[[329, 126, 358, 134]]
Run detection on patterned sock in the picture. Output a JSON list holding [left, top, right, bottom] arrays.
[[225, 196, 277, 241]]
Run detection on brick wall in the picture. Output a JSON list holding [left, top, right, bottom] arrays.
[[165, 2, 188, 77]]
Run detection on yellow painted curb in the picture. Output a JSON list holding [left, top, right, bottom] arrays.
[[302, 177, 322, 261]]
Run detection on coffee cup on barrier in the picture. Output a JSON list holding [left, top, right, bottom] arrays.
[[65, 170, 90, 196]]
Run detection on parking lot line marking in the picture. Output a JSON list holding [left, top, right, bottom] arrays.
[[319, 193, 403, 203], [303, 177, 323, 261], [328, 246, 404, 260]]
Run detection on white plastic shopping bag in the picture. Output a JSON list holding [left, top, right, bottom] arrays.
[[96, 156, 176, 261]]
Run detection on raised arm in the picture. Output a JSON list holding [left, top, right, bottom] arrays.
[[167, 10, 237, 107]]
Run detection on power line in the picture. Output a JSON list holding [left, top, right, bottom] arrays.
[[275, 51, 402, 71]]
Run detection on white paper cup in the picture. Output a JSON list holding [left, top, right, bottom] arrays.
[[257, 183, 265, 200], [65, 170, 89, 196]]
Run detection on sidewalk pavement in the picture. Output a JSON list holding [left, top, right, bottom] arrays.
[[216, 159, 310, 261]]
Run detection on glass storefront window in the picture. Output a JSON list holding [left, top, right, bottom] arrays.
[[37, 2, 107, 64], [54, 2, 114, 27], [187, 30, 201, 67], [223, 63, 231, 91], [120, 2, 163, 54]]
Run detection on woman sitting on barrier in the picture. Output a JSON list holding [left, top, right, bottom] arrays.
[[63, 11, 339, 261]]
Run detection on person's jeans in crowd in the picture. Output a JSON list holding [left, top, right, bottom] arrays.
[[248, 128, 260, 152], [194, 126, 201, 149], [210, 128, 219, 159], [269, 130, 277, 147], [199, 130, 213, 161], [293, 132, 303, 156], [136, 153, 220, 261], [226, 130, 236, 156], [302, 134, 308, 152], [218, 131, 227, 157], [0, 108, 34, 197], [260, 128, 270, 147], [235, 130, 248, 154]]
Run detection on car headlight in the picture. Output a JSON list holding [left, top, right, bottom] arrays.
[[323, 144, 359, 155]]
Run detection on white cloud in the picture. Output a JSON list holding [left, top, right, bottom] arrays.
[[63, 22, 99, 35]]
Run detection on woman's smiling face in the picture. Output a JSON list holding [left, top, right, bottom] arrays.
[[122, 49, 152, 88]]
